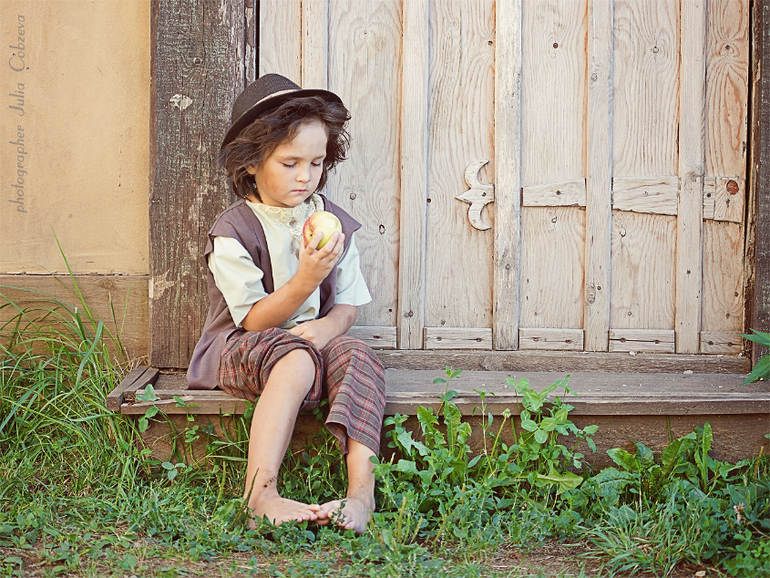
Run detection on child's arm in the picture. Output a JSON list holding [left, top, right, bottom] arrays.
[[239, 231, 345, 333]]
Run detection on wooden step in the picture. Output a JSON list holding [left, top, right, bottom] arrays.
[[108, 360, 770, 467]]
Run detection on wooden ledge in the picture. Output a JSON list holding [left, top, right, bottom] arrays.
[[376, 350, 750, 374], [108, 365, 770, 418]]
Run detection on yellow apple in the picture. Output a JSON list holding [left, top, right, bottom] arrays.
[[302, 211, 342, 249]]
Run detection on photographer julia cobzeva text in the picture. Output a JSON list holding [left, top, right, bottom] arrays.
[[8, 14, 27, 215]]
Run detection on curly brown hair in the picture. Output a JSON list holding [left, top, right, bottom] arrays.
[[220, 96, 351, 200]]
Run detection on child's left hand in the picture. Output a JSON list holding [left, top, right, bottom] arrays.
[[288, 318, 337, 349], [288, 304, 357, 349]]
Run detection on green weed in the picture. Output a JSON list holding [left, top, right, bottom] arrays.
[[2, 283, 769, 577], [742, 329, 770, 384]]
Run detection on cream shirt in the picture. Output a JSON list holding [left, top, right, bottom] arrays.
[[209, 195, 371, 328]]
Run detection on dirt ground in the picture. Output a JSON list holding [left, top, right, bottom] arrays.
[[2, 541, 720, 577]]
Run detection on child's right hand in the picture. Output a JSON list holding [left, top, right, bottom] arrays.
[[296, 230, 345, 288]]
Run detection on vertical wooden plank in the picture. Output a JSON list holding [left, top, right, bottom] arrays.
[[494, 0, 523, 349], [752, 0, 770, 361], [302, 0, 328, 88], [327, 2, 402, 332], [705, 0, 749, 178], [397, 0, 429, 348], [701, 221, 744, 331], [149, 0, 245, 368], [521, 0, 586, 183], [584, 0, 613, 351], [520, 0, 586, 331], [245, 0, 258, 82], [520, 208, 585, 329], [612, 1, 679, 177], [259, 0, 301, 78], [701, 0, 749, 347], [675, 0, 707, 353], [425, 0, 496, 332], [611, 0, 679, 332], [611, 212, 677, 329]]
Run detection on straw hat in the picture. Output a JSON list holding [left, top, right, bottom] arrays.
[[221, 73, 343, 149]]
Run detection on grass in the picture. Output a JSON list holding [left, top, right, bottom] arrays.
[[1, 282, 770, 577]]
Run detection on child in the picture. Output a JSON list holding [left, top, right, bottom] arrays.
[[187, 73, 386, 534]]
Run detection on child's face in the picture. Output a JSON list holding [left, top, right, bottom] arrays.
[[246, 120, 328, 208]]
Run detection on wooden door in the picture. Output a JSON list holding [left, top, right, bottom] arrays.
[[254, 0, 749, 356], [259, 0, 749, 356], [149, 0, 752, 368]]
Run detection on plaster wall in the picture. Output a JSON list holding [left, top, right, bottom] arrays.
[[0, 0, 150, 274]]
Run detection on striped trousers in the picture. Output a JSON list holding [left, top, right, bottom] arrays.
[[217, 327, 386, 455]]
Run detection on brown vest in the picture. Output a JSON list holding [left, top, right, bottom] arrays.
[[186, 196, 361, 390]]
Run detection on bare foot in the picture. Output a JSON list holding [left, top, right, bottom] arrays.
[[247, 495, 321, 530], [317, 495, 374, 534]]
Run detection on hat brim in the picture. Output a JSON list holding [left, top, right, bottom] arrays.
[[221, 88, 343, 149]]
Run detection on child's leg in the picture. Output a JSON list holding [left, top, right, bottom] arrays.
[[218, 329, 327, 528], [317, 438, 376, 533], [314, 336, 386, 533], [243, 348, 321, 526]]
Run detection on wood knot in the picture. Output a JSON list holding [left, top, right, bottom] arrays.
[[98, 279, 117, 291]]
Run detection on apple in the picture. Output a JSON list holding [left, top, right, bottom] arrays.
[[302, 210, 342, 249]]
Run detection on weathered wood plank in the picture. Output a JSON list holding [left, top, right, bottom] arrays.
[[259, 0, 301, 77], [150, 0, 244, 368], [675, 0, 706, 354], [521, 180, 586, 207], [518, 328, 584, 351], [611, 176, 679, 216], [117, 367, 770, 418], [327, 1, 402, 331], [395, 0, 428, 348], [382, 369, 769, 416], [584, 0, 613, 352], [701, 220, 744, 334], [425, 0, 495, 331], [521, 0, 586, 184], [521, 208, 586, 330], [705, 0, 749, 180], [702, 1, 749, 339], [0, 274, 149, 361], [123, 390, 247, 415], [493, 0, 523, 349], [245, 0, 257, 82], [423, 327, 493, 350], [302, 0, 328, 88], [610, 212, 676, 330], [126, 368, 769, 466], [347, 325, 397, 349], [700, 331, 742, 354], [106, 366, 160, 411], [702, 177, 745, 223], [613, 1, 679, 176], [520, 0, 586, 335], [612, 0, 679, 341], [751, 0, 770, 363], [703, 188, 715, 220], [376, 350, 749, 374], [608, 329, 675, 353]]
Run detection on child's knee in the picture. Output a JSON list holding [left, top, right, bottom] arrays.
[[283, 347, 316, 373]]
